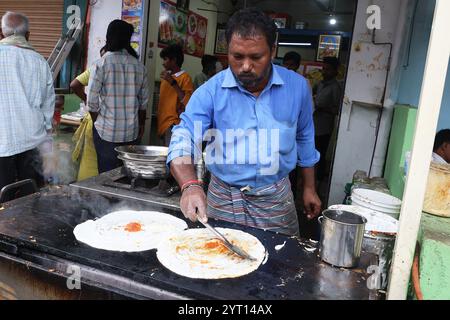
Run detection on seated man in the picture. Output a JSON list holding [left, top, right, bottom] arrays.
[[432, 129, 450, 164]]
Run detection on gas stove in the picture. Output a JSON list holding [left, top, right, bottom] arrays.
[[71, 167, 181, 210], [101, 167, 180, 198]]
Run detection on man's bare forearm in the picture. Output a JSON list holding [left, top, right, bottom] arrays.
[[70, 79, 87, 102], [300, 167, 316, 191], [170, 156, 198, 187]]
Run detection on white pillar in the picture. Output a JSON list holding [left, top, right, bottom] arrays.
[[387, 0, 450, 300]]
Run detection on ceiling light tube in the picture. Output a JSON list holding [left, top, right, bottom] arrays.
[[278, 42, 312, 46]]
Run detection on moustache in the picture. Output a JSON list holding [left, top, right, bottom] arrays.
[[238, 73, 257, 79]]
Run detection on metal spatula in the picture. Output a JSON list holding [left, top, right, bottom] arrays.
[[196, 210, 256, 261]]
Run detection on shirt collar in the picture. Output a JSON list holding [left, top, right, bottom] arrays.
[[432, 152, 448, 164], [221, 63, 284, 89], [173, 70, 185, 78]]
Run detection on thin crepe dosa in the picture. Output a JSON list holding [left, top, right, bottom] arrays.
[[74, 210, 188, 252], [156, 228, 266, 279]]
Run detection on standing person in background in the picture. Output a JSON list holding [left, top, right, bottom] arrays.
[[282, 51, 302, 72], [313, 56, 342, 182], [432, 129, 450, 164], [156, 44, 193, 194], [0, 12, 55, 202], [193, 54, 221, 89], [87, 20, 149, 173], [157, 44, 193, 146]]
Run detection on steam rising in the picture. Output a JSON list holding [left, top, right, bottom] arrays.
[[36, 134, 77, 185]]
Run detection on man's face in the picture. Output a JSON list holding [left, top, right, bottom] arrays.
[[228, 33, 275, 90], [283, 59, 299, 72], [442, 142, 450, 163], [162, 57, 177, 72], [321, 63, 337, 81]]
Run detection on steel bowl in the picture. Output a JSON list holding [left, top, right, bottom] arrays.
[[115, 145, 168, 162]]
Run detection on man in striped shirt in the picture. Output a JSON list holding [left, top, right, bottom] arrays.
[[0, 12, 54, 202], [87, 20, 149, 173]]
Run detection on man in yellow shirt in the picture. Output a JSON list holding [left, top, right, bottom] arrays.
[[70, 46, 106, 102], [157, 44, 193, 146]]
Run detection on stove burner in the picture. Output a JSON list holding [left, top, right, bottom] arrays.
[[101, 170, 180, 198]]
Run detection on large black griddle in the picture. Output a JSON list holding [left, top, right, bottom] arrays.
[[0, 186, 378, 300]]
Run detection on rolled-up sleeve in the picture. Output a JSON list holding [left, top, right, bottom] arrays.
[[167, 87, 213, 166], [296, 79, 320, 167]]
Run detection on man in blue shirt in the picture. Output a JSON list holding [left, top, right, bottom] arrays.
[[167, 8, 321, 236]]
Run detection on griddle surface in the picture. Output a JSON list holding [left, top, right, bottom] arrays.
[[0, 187, 376, 299]]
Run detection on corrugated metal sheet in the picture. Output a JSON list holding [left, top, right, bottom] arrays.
[[0, 0, 63, 58]]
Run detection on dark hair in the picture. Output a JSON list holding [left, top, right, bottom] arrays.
[[160, 44, 184, 67], [434, 129, 450, 151], [226, 7, 277, 49], [322, 56, 340, 71], [201, 54, 218, 73], [105, 19, 138, 59], [283, 51, 301, 66]]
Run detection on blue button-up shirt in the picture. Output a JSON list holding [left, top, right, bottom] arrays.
[[168, 64, 320, 188], [0, 45, 55, 157]]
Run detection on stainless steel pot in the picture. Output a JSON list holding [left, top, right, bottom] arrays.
[[115, 145, 168, 162], [116, 146, 206, 181], [118, 155, 169, 179], [319, 209, 367, 268]]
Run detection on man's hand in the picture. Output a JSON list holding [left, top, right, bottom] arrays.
[[180, 186, 208, 223], [303, 188, 322, 220], [160, 70, 174, 83]]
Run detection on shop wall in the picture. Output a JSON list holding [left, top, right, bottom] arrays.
[[328, 0, 413, 205], [86, 0, 123, 67], [153, 0, 218, 80], [396, 0, 449, 131]]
